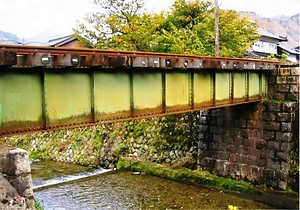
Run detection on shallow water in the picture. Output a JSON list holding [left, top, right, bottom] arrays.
[[32, 160, 275, 210]]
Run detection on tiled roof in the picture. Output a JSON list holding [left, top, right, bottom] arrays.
[[47, 35, 77, 47], [257, 28, 288, 42]]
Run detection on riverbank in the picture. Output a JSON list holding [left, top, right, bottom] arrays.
[[1, 114, 298, 208], [117, 157, 299, 209]]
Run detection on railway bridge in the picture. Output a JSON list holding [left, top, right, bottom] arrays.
[[0, 44, 299, 192], [0, 44, 277, 136]]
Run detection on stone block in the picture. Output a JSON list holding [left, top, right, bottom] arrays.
[[218, 151, 229, 160], [247, 155, 257, 165], [267, 160, 280, 170], [278, 181, 287, 190], [290, 84, 299, 93], [261, 150, 274, 159], [267, 77, 276, 84], [251, 166, 265, 183], [264, 121, 280, 131], [234, 136, 243, 146], [267, 103, 281, 112], [240, 164, 251, 178], [279, 68, 291, 76], [278, 85, 290, 92], [287, 76, 299, 84], [6, 173, 33, 198], [226, 144, 236, 153], [240, 129, 250, 138], [243, 138, 255, 148], [275, 170, 287, 181], [290, 67, 299, 75], [239, 155, 248, 164], [229, 154, 239, 162], [280, 143, 290, 153], [276, 76, 287, 84], [264, 169, 275, 179], [262, 112, 276, 121], [276, 152, 288, 162], [263, 131, 275, 140], [256, 158, 267, 167], [280, 162, 290, 172], [267, 141, 279, 151], [277, 112, 294, 122], [274, 93, 286, 100], [276, 132, 292, 142], [282, 102, 298, 112], [255, 139, 266, 149], [281, 122, 292, 132], [234, 119, 247, 128], [2, 148, 31, 176], [286, 93, 299, 101]]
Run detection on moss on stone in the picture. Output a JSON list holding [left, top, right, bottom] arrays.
[[117, 157, 257, 194]]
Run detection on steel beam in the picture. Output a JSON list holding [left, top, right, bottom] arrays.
[[0, 45, 278, 136]]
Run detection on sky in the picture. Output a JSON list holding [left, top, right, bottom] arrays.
[[0, 0, 299, 41]]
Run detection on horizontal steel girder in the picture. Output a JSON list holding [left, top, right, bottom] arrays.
[[0, 45, 276, 136]]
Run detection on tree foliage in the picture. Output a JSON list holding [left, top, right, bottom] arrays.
[[73, 0, 259, 57]]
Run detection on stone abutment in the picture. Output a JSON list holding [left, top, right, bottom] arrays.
[[198, 64, 299, 190]]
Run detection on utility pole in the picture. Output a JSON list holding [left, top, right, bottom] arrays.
[[214, 0, 220, 57]]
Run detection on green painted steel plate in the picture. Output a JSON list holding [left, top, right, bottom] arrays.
[[165, 72, 190, 111], [133, 72, 163, 116], [0, 71, 43, 131], [94, 71, 131, 120], [215, 72, 230, 104], [45, 71, 92, 125], [194, 72, 212, 107], [233, 72, 246, 101]]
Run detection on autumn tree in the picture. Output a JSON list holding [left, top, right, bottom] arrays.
[[74, 0, 259, 57], [154, 0, 259, 57], [73, 0, 165, 51]]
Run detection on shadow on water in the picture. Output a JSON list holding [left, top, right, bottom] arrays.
[[31, 160, 278, 210]]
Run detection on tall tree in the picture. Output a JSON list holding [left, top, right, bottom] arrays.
[[73, 0, 259, 57], [73, 0, 154, 50]]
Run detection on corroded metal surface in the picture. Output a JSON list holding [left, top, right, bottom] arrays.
[[0, 45, 279, 136]]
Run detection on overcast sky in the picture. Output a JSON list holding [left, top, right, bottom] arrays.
[[0, 0, 299, 40]]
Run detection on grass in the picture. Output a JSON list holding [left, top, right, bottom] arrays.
[[35, 199, 44, 210]]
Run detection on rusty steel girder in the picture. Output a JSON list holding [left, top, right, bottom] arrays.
[[0, 45, 278, 137]]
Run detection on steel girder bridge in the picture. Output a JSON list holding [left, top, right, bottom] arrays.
[[0, 45, 278, 136]]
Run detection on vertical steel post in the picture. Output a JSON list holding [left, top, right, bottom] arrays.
[[211, 72, 216, 106], [230, 71, 234, 103], [130, 69, 134, 117], [41, 69, 47, 129], [162, 70, 166, 114], [246, 71, 250, 101], [90, 69, 96, 123], [190, 70, 194, 110]]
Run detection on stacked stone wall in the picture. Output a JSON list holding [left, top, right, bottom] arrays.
[[0, 143, 34, 209], [198, 65, 299, 190]]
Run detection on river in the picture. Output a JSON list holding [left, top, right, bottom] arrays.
[[31, 160, 276, 210]]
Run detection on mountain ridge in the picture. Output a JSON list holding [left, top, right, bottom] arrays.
[[240, 12, 299, 48]]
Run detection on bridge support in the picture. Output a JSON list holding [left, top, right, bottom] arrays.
[[198, 64, 299, 190]]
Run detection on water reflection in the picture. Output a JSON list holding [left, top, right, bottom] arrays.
[[32, 161, 275, 210]]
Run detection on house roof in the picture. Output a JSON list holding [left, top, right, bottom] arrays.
[[278, 44, 300, 55], [257, 28, 288, 42], [47, 35, 77, 47]]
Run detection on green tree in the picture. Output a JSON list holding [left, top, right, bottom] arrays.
[[74, 0, 259, 57]]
